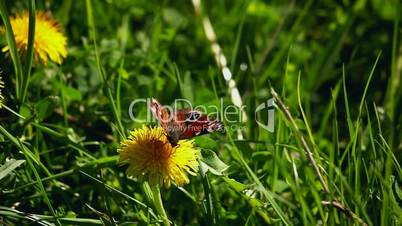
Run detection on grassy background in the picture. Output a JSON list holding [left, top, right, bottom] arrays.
[[0, 0, 401, 225]]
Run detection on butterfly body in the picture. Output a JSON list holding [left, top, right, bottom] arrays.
[[150, 98, 224, 146]]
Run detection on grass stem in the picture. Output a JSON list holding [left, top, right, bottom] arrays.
[[151, 184, 170, 226]]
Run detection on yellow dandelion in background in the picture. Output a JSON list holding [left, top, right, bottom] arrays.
[[119, 126, 200, 187], [2, 11, 67, 64]]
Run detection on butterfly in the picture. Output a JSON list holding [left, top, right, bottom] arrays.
[[150, 98, 224, 146]]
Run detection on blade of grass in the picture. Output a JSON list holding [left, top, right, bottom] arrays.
[[18, 140, 61, 226], [0, 206, 103, 225], [228, 131, 292, 225], [80, 170, 158, 219], [271, 49, 292, 192], [223, 176, 273, 224], [0, 206, 53, 226], [342, 64, 355, 138], [0, 126, 61, 226], [0, 0, 23, 100], [271, 88, 329, 193], [349, 53, 381, 208], [372, 102, 401, 225], [4, 155, 118, 193], [306, 12, 354, 90], [58, 71, 69, 126], [21, 0, 36, 104], [318, 80, 341, 139], [329, 88, 339, 194], [259, 0, 313, 83], [116, 15, 129, 120], [116, 62, 124, 122], [271, 88, 371, 225], [208, 73, 291, 225], [297, 72, 319, 157], [85, 0, 125, 139], [385, 13, 400, 122], [199, 165, 218, 225], [246, 45, 255, 73], [357, 52, 381, 119], [0, 159, 25, 180], [255, 0, 295, 74], [325, 165, 371, 225], [274, 147, 316, 224], [229, 10, 246, 73]]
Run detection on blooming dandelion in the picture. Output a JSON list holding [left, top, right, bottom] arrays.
[[2, 11, 67, 64], [119, 126, 200, 188]]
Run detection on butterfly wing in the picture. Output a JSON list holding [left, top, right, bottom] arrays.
[[150, 98, 224, 144], [150, 98, 171, 134], [175, 109, 224, 140], [150, 98, 188, 144]]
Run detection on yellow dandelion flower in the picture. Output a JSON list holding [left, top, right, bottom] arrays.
[[2, 11, 67, 64], [119, 126, 200, 187]]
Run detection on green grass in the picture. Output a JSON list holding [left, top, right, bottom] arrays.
[[0, 0, 401, 225]]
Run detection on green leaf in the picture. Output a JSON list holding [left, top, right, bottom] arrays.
[[35, 96, 60, 121], [393, 176, 402, 203], [222, 177, 246, 192], [118, 67, 129, 79], [19, 104, 31, 119], [60, 84, 82, 101], [162, 7, 186, 28], [273, 180, 289, 193], [195, 136, 217, 149], [200, 149, 229, 176]]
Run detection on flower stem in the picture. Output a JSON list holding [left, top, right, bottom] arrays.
[[151, 184, 170, 226]]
